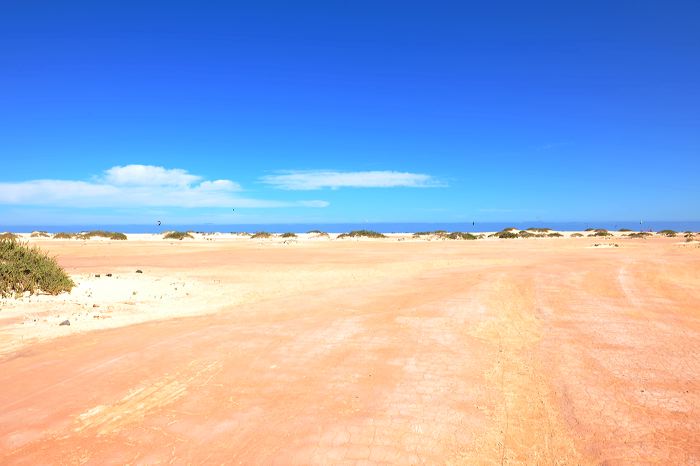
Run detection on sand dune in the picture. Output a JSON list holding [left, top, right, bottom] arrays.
[[0, 236, 698, 464]]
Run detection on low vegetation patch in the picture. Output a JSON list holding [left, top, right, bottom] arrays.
[[337, 230, 386, 239], [517, 230, 536, 238], [547, 232, 563, 237], [627, 232, 652, 238], [490, 229, 519, 239], [413, 230, 447, 237], [658, 229, 677, 237], [589, 230, 612, 237], [78, 230, 127, 240], [0, 239, 74, 297], [163, 231, 194, 240], [250, 231, 272, 239], [571, 233, 584, 237], [30, 231, 50, 238], [53, 232, 76, 239], [445, 232, 477, 240], [526, 227, 551, 232], [0, 232, 18, 240], [281, 232, 297, 238], [618, 228, 632, 232]]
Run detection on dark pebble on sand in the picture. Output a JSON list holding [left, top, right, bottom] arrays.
[[59, 320, 70, 326]]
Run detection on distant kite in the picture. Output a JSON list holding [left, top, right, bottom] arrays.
[[157, 220, 161, 226]]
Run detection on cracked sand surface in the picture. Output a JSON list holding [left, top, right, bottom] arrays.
[[0, 237, 698, 464]]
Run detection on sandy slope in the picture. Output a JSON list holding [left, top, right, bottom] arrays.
[[0, 236, 698, 464]]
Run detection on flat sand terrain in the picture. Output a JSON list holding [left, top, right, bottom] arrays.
[[1, 235, 699, 464]]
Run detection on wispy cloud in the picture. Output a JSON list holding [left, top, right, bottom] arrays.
[[102, 165, 209, 187], [0, 165, 328, 209], [260, 170, 446, 190]]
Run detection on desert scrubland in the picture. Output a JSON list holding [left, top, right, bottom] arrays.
[[1, 233, 698, 464]]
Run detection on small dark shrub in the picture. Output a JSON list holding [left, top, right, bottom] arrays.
[[79, 230, 127, 240], [493, 231, 519, 239], [445, 232, 477, 240], [413, 230, 448, 237], [30, 231, 50, 238], [281, 232, 297, 238], [0, 232, 18, 240], [658, 230, 677, 237], [571, 233, 584, 237], [547, 232, 563, 237], [163, 231, 194, 240], [337, 230, 386, 239], [250, 231, 272, 239]]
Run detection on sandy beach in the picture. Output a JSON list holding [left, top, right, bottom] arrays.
[[1, 233, 699, 464]]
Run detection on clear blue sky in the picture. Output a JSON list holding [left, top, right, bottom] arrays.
[[2, 1, 698, 225]]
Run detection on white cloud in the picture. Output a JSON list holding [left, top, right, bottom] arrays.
[[0, 165, 327, 209], [103, 164, 203, 186], [260, 170, 446, 190]]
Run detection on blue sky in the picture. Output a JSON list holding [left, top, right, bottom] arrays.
[[1, 1, 698, 225]]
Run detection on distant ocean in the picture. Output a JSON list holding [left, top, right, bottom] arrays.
[[3, 221, 700, 234]]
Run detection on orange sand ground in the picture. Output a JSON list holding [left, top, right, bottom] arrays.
[[1, 236, 699, 464]]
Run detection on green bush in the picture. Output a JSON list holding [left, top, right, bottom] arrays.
[[337, 230, 386, 239], [492, 230, 519, 239], [163, 231, 194, 240], [0, 232, 18, 240], [571, 233, 584, 237], [53, 232, 76, 239], [547, 232, 563, 237], [30, 231, 50, 238], [0, 239, 74, 297], [445, 232, 477, 240], [250, 231, 272, 239], [526, 227, 551, 232], [518, 230, 535, 238], [627, 232, 652, 238], [658, 229, 677, 237], [281, 232, 297, 238], [79, 230, 127, 240], [589, 230, 612, 237], [413, 230, 448, 237]]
